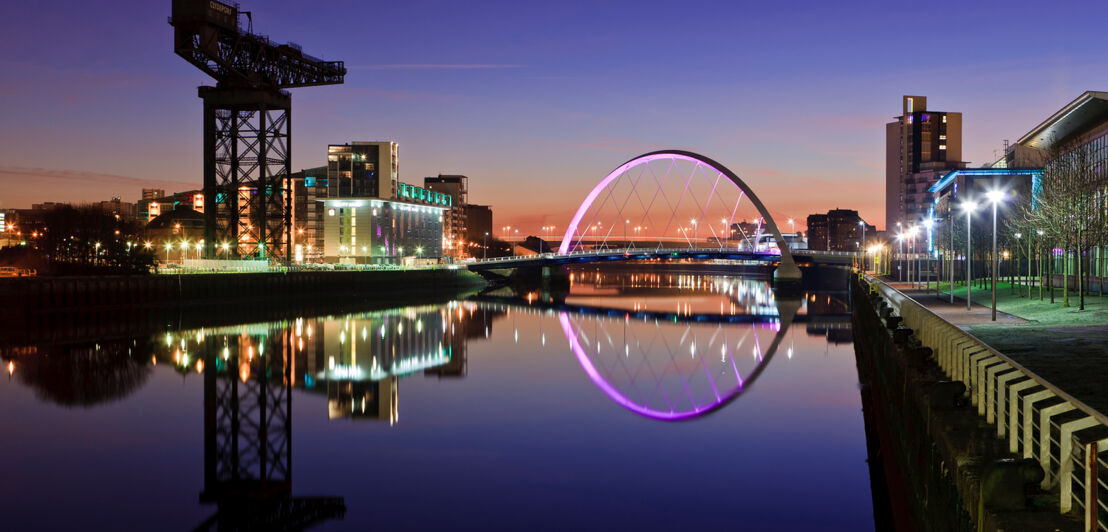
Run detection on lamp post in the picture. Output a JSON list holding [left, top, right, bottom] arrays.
[[1014, 233, 1022, 296], [986, 190, 1007, 321], [897, 232, 904, 282], [961, 200, 978, 311], [949, 215, 955, 304], [1036, 229, 1044, 300], [896, 221, 903, 281], [690, 219, 697, 249], [923, 218, 934, 293], [858, 220, 866, 272], [484, 232, 488, 260]]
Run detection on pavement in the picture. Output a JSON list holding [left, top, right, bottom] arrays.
[[883, 281, 1026, 326]]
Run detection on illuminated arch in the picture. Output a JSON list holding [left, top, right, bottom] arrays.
[[558, 150, 801, 280], [558, 296, 798, 421]]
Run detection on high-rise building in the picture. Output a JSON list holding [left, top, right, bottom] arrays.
[[424, 174, 468, 259], [326, 142, 399, 199], [142, 189, 166, 201], [886, 96, 965, 233]]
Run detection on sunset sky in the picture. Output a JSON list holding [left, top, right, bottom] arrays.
[[3, 0, 1108, 231]]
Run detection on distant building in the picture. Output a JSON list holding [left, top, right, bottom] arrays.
[[807, 209, 874, 251], [423, 174, 469, 259], [327, 142, 399, 199], [465, 204, 493, 252], [142, 189, 166, 200], [290, 166, 328, 262], [886, 95, 966, 232]]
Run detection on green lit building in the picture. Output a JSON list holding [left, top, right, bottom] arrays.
[[321, 189, 449, 264]]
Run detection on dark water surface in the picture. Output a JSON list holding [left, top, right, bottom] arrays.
[[0, 271, 874, 531]]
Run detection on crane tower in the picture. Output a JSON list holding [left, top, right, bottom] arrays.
[[170, 0, 345, 261]]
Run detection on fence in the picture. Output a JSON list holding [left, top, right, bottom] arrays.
[[867, 275, 1108, 530]]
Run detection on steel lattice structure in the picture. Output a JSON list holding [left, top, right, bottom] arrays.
[[203, 332, 292, 500], [171, 0, 345, 261]]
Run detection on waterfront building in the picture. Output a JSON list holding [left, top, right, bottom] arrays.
[[144, 206, 206, 262], [321, 195, 446, 265], [806, 209, 874, 251], [326, 141, 399, 199], [1013, 90, 1108, 279], [926, 168, 1039, 253], [424, 174, 469, 259], [886, 95, 966, 231]]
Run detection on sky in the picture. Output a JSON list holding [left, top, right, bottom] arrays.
[[3, 0, 1108, 231]]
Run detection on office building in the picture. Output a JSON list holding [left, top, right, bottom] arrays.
[[424, 174, 469, 259], [327, 142, 399, 199], [886, 96, 965, 232]]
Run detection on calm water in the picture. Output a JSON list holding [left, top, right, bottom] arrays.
[[0, 270, 874, 531]]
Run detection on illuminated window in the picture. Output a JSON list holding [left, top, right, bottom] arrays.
[[942, 115, 947, 123], [939, 145, 946, 150], [328, 208, 335, 216]]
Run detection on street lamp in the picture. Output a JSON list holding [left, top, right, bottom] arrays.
[[484, 232, 489, 260], [690, 219, 697, 249], [1036, 229, 1044, 300], [986, 189, 1007, 321], [907, 226, 919, 288], [1014, 233, 1022, 295], [923, 218, 934, 293], [960, 200, 978, 311], [896, 232, 904, 282], [857, 220, 866, 272], [787, 218, 795, 235]]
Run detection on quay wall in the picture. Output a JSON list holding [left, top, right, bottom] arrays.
[[851, 275, 1082, 531], [0, 269, 486, 345]]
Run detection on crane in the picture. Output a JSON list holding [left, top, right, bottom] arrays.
[[170, 0, 346, 261]]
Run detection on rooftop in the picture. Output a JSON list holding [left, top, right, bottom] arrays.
[[1017, 91, 1108, 150]]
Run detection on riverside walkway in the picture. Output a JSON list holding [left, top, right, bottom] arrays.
[[883, 280, 1108, 416]]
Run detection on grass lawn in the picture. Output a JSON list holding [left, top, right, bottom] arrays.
[[932, 280, 1108, 414], [933, 280, 1108, 326]]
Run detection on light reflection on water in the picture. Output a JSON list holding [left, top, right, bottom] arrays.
[[0, 271, 871, 531]]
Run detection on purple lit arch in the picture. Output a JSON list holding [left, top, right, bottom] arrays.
[[558, 150, 801, 280]]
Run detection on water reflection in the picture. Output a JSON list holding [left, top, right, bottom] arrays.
[[197, 331, 345, 529], [7, 341, 151, 407], [0, 270, 864, 529]]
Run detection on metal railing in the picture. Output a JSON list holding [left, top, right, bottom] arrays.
[[868, 276, 1108, 530], [469, 247, 863, 266]]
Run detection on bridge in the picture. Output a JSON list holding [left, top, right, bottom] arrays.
[[465, 247, 859, 284], [465, 150, 860, 280]]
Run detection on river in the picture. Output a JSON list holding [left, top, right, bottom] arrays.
[[0, 269, 876, 530]]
